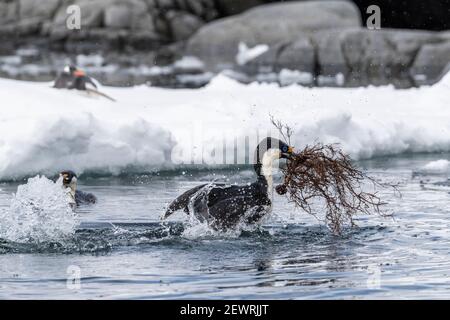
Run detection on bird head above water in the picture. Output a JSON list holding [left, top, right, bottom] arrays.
[[59, 170, 97, 207], [60, 170, 78, 193], [254, 137, 294, 177]]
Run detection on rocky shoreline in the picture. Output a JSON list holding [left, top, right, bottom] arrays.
[[1, 0, 449, 88]]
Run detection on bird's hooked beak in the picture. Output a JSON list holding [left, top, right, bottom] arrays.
[[281, 146, 295, 159]]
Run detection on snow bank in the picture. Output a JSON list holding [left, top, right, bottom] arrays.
[[419, 159, 450, 174], [0, 70, 449, 180], [0, 82, 174, 180]]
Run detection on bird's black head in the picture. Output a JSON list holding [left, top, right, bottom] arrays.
[[255, 137, 294, 162], [60, 170, 77, 186], [254, 137, 294, 176], [279, 141, 294, 160]]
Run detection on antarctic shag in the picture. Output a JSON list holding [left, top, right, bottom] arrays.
[[163, 137, 294, 230], [60, 170, 97, 208], [53, 65, 98, 91]]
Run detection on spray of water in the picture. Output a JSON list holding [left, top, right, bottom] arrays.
[[181, 184, 265, 239], [0, 176, 78, 243]]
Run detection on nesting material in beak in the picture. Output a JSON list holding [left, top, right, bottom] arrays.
[[276, 143, 387, 235]]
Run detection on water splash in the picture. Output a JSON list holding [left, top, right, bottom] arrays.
[[182, 186, 265, 239], [0, 176, 78, 243]]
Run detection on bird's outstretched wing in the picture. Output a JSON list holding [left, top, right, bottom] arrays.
[[75, 190, 97, 205], [163, 184, 207, 219], [163, 182, 270, 230]]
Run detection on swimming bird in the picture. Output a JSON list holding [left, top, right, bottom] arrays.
[[60, 170, 97, 208], [163, 137, 294, 230]]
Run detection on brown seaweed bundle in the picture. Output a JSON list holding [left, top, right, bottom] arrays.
[[271, 118, 392, 234]]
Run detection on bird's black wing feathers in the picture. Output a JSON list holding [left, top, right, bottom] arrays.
[[163, 178, 270, 229], [207, 195, 270, 230], [75, 190, 97, 205], [163, 184, 207, 218], [206, 181, 267, 209], [206, 185, 250, 208]]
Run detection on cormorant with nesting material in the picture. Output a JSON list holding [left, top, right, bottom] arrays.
[[163, 137, 294, 230]]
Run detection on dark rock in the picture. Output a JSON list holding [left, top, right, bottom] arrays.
[[157, 0, 175, 10], [51, 0, 107, 35], [312, 29, 349, 78], [127, 30, 161, 50], [19, 0, 61, 19], [202, 8, 219, 22], [153, 15, 172, 40], [201, 0, 219, 21], [64, 28, 119, 52], [131, 12, 155, 31], [0, 1, 19, 25], [215, 0, 265, 16], [411, 41, 450, 85], [145, 0, 157, 8], [240, 38, 315, 76], [1, 0, 450, 88], [104, 0, 155, 31], [2, 0, 60, 36], [240, 43, 279, 74], [166, 10, 204, 41], [40, 20, 53, 36], [352, 0, 450, 31], [185, 0, 205, 17], [340, 29, 441, 87], [186, 1, 362, 67], [277, 39, 315, 74], [174, 0, 188, 11], [104, 5, 133, 29], [15, 17, 43, 35]]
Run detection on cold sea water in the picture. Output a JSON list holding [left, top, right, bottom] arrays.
[[1, 154, 450, 299]]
